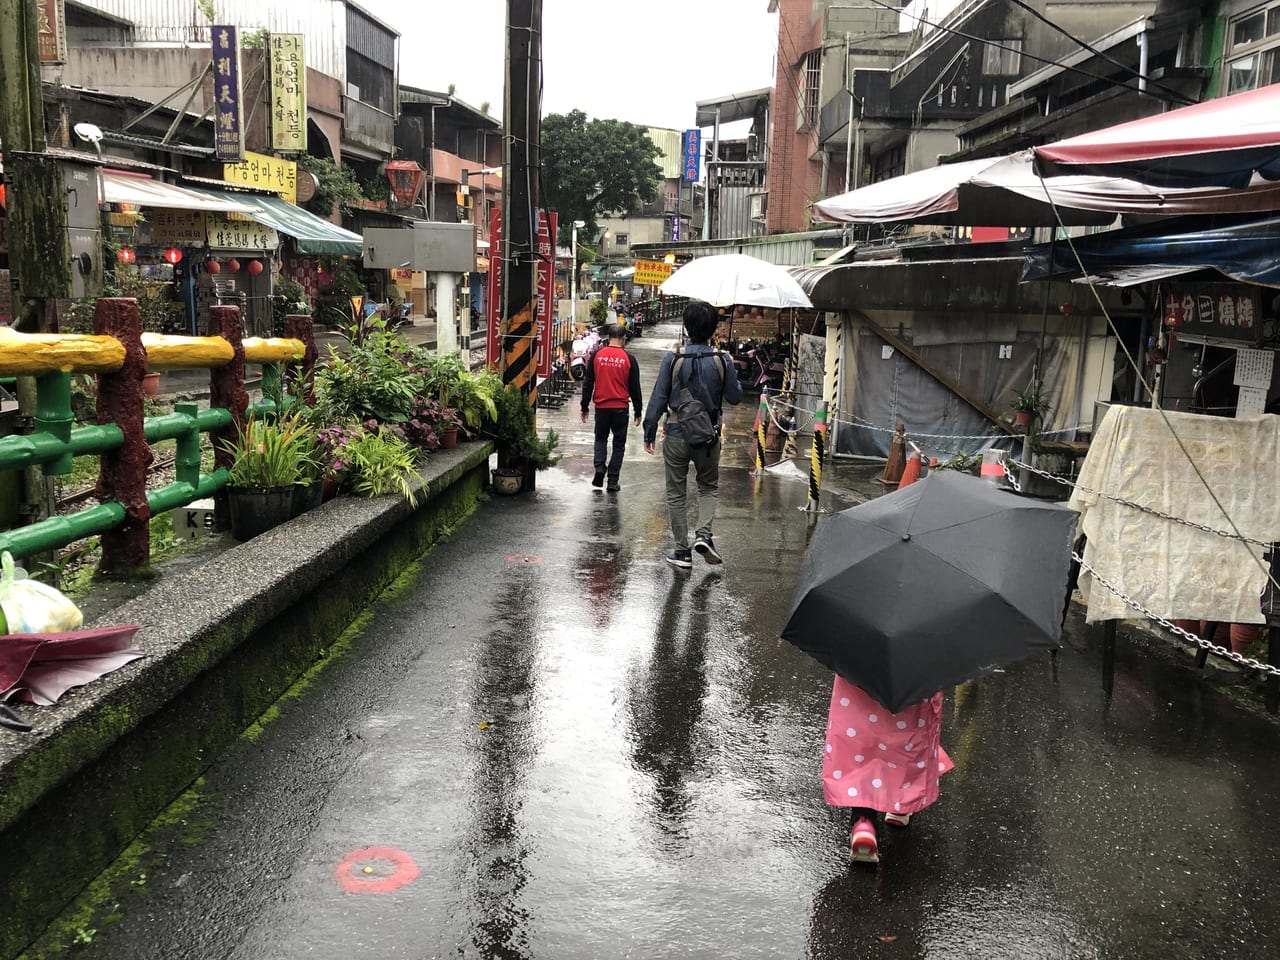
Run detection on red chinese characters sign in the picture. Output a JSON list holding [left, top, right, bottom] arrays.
[[486, 208, 503, 368], [536, 209, 558, 379], [38, 0, 66, 63]]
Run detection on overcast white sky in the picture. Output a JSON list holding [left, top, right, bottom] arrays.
[[360, 0, 780, 132]]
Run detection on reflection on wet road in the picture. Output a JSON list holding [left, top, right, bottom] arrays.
[[33, 322, 1280, 960]]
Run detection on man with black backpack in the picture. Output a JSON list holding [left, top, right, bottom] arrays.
[[643, 300, 744, 569]]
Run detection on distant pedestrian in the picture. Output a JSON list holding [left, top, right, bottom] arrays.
[[642, 300, 743, 569], [824, 678, 953, 864], [581, 323, 643, 492]]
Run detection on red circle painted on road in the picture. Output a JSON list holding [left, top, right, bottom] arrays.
[[505, 552, 543, 564], [335, 846, 420, 893]]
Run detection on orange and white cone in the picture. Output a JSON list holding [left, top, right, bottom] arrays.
[[898, 451, 922, 489]]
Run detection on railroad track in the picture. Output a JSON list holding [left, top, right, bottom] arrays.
[[56, 455, 178, 511]]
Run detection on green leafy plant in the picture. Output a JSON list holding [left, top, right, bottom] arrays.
[[297, 155, 366, 217], [589, 298, 608, 326], [221, 413, 318, 488], [1010, 383, 1046, 415], [272, 277, 310, 337], [313, 326, 425, 424], [934, 452, 981, 473], [489, 386, 560, 471], [445, 368, 502, 432], [341, 426, 423, 505]]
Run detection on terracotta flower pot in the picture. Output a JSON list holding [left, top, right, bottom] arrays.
[[1014, 409, 1033, 429], [441, 427, 459, 450], [141, 371, 161, 397]]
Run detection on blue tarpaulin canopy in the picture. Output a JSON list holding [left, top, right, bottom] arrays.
[[1022, 214, 1280, 288]]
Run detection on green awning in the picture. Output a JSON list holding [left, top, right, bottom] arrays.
[[193, 189, 364, 257]]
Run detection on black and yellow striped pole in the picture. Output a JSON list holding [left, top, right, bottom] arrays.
[[804, 402, 828, 513], [500, 0, 542, 486], [753, 386, 769, 476]]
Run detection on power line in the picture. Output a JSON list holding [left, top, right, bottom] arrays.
[[860, 0, 1198, 107], [1005, 0, 1194, 106]]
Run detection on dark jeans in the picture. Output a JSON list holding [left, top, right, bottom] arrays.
[[593, 408, 630, 480]]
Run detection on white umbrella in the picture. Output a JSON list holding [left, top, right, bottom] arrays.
[[659, 253, 813, 309]]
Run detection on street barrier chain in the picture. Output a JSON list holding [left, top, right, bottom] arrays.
[[1072, 551, 1280, 678], [1003, 462, 1280, 678], [1006, 457, 1272, 548]]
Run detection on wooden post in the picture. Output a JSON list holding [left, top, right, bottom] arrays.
[[209, 305, 249, 530], [95, 298, 153, 571]]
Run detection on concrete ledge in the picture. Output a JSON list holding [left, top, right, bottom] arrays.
[[0, 441, 493, 959]]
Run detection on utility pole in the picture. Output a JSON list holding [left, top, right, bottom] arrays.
[[500, 0, 542, 483]]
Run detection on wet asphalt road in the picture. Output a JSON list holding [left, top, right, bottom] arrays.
[[32, 322, 1280, 960]]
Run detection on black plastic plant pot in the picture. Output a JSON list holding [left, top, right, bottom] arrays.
[[227, 485, 295, 541], [290, 481, 324, 518]]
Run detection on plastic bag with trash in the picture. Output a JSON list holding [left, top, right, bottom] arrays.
[[0, 551, 84, 634]]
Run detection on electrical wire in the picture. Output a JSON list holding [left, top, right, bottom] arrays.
[[860, 0, 1197, 107]]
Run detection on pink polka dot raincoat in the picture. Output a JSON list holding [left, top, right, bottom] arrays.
[[822, 675, 953, 815]]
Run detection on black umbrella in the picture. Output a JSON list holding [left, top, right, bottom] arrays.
[[782, 471, 1078, 712]]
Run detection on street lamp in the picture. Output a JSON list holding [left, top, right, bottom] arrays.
[[570, 219, 585, 327], [460, 166, 502, 223]]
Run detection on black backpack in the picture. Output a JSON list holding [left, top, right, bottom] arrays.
[[670, 352, 727, 448]]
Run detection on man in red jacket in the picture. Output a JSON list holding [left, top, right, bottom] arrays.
[[580, 323, 643, 492]]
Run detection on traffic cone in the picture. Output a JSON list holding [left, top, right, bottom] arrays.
[[898, 451, 922, 489], [879, 423, 907, 487]]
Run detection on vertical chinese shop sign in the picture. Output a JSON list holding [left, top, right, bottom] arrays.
[[486, 207, 503, 368], [269, 33, 307, 152], [536, 210, 558, 379], [212, 26, 244, 161]]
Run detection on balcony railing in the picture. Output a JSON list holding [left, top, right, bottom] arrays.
[[343, 98, 395, 154]]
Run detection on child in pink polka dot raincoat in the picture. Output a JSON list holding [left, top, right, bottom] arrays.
[[822, 675, 953, 864]]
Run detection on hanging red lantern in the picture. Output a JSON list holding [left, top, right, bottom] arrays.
[[117, 247, 137, 264], [227, 258, 241, 273], [164, 247, 183, 265], [247, 259, 264, 276], [206, 259, 222, 275]]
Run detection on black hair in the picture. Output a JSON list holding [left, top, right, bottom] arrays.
[[683, 300, 719, 343], [606, 323, 628, 340]]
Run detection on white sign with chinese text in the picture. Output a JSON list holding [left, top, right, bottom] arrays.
[[205, 214, 277, 251]]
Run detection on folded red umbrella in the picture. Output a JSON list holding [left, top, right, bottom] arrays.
[[0, 625, 144, 706]]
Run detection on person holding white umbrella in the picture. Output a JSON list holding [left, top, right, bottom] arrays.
[[643, 301, 744, 569]]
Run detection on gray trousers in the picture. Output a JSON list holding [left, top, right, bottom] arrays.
[[662, 434, 721, 550]]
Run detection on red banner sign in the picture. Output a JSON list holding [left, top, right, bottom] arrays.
[[485, 207, 503, 368], [536, 210, 557, 380]]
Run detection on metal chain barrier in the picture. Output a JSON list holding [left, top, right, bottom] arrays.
[[1005, 456, 1273, 548], [1002, 461, 1280, 678]]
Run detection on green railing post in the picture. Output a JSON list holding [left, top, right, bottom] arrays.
[[173, 402, 201, 489], [33, 371, 73, 476]]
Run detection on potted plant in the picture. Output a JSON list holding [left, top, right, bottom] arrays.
[[488, 385, 561, 494], [439, 407, 463, 450], [221, 413, 318, 540], [340, 425, 423, 506], [447, 369, 502, 438], [1010, 384, 1046, 429]]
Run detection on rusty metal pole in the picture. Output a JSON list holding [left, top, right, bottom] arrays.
[[500, 0, 542, 488]]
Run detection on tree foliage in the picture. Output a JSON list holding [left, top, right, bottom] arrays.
[[542, 110, 663, 247], [297, 155, 364, 218]]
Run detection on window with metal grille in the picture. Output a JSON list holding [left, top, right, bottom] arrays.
[[800, 52, 821, 129]]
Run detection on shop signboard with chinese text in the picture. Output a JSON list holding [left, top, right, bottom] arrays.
[[153, 210, 206, 246], [1164, 283, 1262, 346], [205, 214, 277, 251], [633, 259, 675, 286], [223, 152, 297, 204], [486, 208, 503, 367], [681, 129, 701, 182], [536, 210, 558, 379], [269, 33, 307, 151], [38, 0, 67, 63], [386, 161, 425, 207], [212, 26, 244, 161]]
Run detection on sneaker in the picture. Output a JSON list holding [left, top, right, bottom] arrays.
[[665, 549, 693, 569], [591, 471, 605, 488], [884, 811, 911, 828], [850, 817, 880, 864], [606, 479, 621, 492], [693, 535, 723, 565]]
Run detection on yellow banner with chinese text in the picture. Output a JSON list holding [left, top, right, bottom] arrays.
[[223, 151, 297, 204], [633, 259, 675, 286]]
